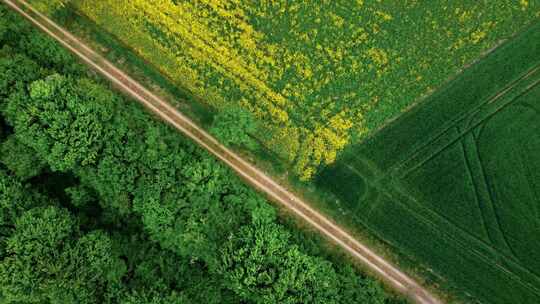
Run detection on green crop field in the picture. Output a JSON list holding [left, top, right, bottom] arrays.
[[317, 22, 540, 303]]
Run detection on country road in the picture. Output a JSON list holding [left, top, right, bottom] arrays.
[[2, 1, 443, 303]]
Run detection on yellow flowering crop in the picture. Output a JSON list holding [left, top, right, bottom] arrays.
[[53, 0, 537, 179]]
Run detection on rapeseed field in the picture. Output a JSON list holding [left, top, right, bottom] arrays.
[[68, 0, 537, 179]]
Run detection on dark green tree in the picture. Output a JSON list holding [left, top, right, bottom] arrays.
[[0, 206, 125, 303], [102, 232, 240, 304], [17, 25, 83, 75], [0, 51, 43, 102], [65, 184, 96, 208], [133, 152, 250, 266], [0, 169, 40, 259], [1, 135, 46, 180], [0, 10, 6, 44], [337, 265, 387, 304]]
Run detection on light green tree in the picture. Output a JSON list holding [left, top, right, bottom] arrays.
[[211, 106, 258, 149], [219, 222, 342, 304], [5, 74, 116, 171]]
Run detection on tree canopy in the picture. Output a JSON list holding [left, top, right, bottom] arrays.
[[5, 74, 116, 171], [0, 4, 396, 304], [1, 135, 46, 180], [220, 222, 341, 304], [0, 206, 124, 303], [210, 105, 258, 149]]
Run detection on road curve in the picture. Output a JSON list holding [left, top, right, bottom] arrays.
[[2, 1, 443, 303]]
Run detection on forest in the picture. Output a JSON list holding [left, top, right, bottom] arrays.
[[0, 5, 401, 304]]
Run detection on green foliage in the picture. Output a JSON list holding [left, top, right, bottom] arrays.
[[211, 105, 258, 149], [133, 152, 251, 265], [0, 4, 394, 304], [108, 234, 234, 304], [1, 135, 46, 180], [17, 26, 83, 75], [65, 184, 95, 208], [5, 74, 116, 171], [0, 170, 37, 232], [0, 11, 6, 44], [220, 222, 374, 304], [0, 206, 125, 303], [0, 170, 39, 265], [0, 51, 43, 102], [337, 265, 387, 304]]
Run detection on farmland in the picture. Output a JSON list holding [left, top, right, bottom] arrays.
[[32, 0, 538, 178], [317, 22, 540, 304], [19, 0, 540, 302], [0, 4, 399, 304]]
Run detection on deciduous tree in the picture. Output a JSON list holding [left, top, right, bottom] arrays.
[[4, 74, 116, 171], [0, 206, 124, 303], [1, 135, 46, 180], [211, 105, 258, 149], [220, 222, 342, 304]]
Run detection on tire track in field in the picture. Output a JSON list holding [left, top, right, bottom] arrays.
[[470, 128, 520, 261], [1, 1, 442, 303], [382, 184, 540, 298], [461, 131, 515, 258], [384, 170, 540, 296], [472, 92, 540, 274], [378, 82, 540, 289], [314, 25, 540, 302], [386, 64, 540, 177], [458, 134, 492, 248], [394, 76, 540, 179], [347, 79, 540, 295]]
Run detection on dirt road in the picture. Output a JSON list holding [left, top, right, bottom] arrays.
[[2, 1, 443, 303]]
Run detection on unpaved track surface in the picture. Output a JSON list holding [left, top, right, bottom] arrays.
[[3, 1, 443, 303]]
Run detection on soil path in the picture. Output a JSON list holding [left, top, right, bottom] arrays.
[[2, 1, 443, 303]]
